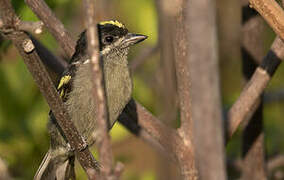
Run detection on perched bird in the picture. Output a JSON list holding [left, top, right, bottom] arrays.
[[34, 20, 147, 180]]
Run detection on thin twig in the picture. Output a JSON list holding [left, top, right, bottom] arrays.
[[25, 0, 75, 58], [83, 0, 116, 179], [0, 1, 99, 179]]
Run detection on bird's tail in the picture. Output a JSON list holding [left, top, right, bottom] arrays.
[[34, 149, 75, 180]]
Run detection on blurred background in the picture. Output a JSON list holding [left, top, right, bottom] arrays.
[[0, 0, 283, 179]]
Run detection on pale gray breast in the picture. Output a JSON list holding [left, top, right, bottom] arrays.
[[65, 61, 132, 144]]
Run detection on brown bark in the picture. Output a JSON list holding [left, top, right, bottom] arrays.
[[83, 0, 120, 179], [249, 0, 284, 42], [172, 1, 198, 179], [227, 37, 283, 140], [186, 0, 227, 179]]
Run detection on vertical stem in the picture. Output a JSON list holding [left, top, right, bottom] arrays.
[[173, 0, 197, 179], [186, 0, 227, 179], [83, 0, 113, 178]]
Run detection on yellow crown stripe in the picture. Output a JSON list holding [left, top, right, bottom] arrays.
[[57, 75, 71, 89], [99, 20, 125, 28]]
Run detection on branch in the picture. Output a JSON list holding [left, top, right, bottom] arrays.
[[0, 1, 98, 179], [227, 37, 283, 140], [25, 0, 75, 58], [249, 0, 284, 42], [83, 0, 118, 179], [186, 0, 227, 179], [173, 1, 193, 140], [118, 99, 196, 177], [227, 0, 284, 142], [171, 1, 197, 179], [16, 21, 44, 34], [227, 0, 284, 140]]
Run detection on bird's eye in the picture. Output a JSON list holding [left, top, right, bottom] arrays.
[[104, 36, 114, 43]]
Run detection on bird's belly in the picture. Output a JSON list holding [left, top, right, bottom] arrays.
[[65, 63, 132, 144]]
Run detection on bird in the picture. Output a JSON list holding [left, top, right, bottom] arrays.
[[34, 20, 147, 180]]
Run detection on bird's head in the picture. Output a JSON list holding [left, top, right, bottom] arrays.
[[98, 20, 147, 56], [71, 20, 147, 64]]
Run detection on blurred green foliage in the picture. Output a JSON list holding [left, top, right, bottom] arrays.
[[0, 0, 284, 180]]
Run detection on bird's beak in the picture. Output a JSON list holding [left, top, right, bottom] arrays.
[[123, 33, 148, 47]]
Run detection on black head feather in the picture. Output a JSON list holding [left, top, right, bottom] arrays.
[[70, 21, 128, 63]]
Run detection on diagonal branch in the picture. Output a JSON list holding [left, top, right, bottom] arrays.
[[118, 99, 195, 174], [0, 1, 98, 179], [25, 0, 75, 58], [17, 21, 44, 34], [249, 0, 284, 41], [227, 0, 284, 141], [227, 42, 284, 140]]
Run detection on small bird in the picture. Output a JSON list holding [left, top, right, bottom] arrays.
[[34, 20, 147, 180]]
